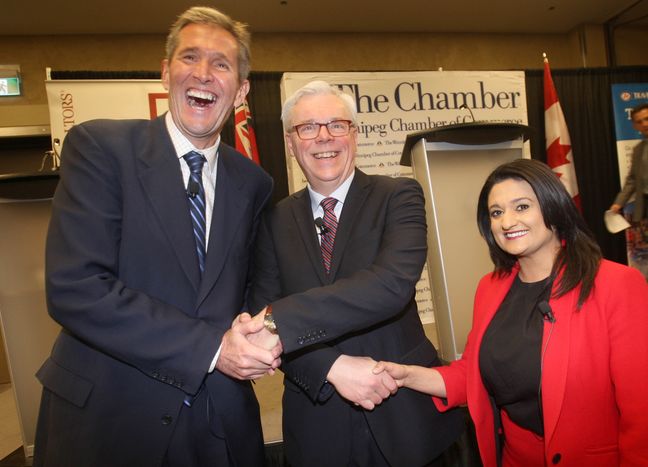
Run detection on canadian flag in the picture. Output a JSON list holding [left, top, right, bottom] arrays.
[[544, 54, 581, 210], [234, 98, 260, 164]]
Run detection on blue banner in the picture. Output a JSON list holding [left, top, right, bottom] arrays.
[[611, 83, 648, 140]]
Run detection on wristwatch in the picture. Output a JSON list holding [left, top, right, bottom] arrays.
[[263, 305, 278, 335]]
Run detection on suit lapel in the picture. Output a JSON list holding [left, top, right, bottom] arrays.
[[465, 270, 515, 464], [138, 118, 201, 290], [290, 189, 329, 284], [470, 272, 517, 396], [474, 273, 516, 337], [327, 170, 370, 279], [197, 146, 250, 306], [288, 171, 373, 283], [541, 286, 576, 444]]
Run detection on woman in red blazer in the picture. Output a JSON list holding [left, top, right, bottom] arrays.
[[376, 159, 648, 466]]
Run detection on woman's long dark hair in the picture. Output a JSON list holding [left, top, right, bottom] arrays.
[[477, 159, 601, 307]]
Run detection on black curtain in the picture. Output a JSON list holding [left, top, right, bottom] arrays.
[[52, 66, 648, 262], [224, 72, 287, 205], [524, 66, 648, 264]]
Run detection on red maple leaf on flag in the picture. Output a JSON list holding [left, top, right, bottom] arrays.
[[543, 54, 581, 210], [546, 138, 572, 170]]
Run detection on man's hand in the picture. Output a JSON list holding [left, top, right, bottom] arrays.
[[326, 355, 398, 410], [242, 309, 281, 351], [610, 203, 623, 214], [216, 312, 282, 380]]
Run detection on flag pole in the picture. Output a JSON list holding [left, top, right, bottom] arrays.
[[543, 52, 582, 210]]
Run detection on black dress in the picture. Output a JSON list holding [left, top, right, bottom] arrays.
[[479, 275, 552, 436]]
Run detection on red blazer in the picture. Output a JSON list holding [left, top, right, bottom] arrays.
[[434, 260, 648, 467]]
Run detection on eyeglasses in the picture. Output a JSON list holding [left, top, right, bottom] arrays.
[[290, 120, 354, 140]]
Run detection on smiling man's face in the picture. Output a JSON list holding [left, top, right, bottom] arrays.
[[162, 23, 249, 149], [285, 93, 357, 196]]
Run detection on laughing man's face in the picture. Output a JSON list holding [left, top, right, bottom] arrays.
[[162, 23, 249, 149]]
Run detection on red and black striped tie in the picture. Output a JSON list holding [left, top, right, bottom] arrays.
[[320, 197, 338, 274]]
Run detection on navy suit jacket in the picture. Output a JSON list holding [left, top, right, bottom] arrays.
[[250, 170, 464, 467], [35, 116, 273, 466]]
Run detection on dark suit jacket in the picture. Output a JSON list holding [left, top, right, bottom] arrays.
[[34, 116, 273, 467], [614, 139, 646, 222], [250, 170, 464, 467]]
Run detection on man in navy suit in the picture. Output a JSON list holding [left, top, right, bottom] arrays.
[[33, 7, 279, 467], [248, 81, 464, 467]]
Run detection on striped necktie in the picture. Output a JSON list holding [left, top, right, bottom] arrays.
[[320, 197, 338, 274], [184, 151, 207, 275]]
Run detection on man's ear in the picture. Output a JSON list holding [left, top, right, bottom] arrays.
[[161, 59, 170, 90], [285, 133, 295, 156], [234, 80, 250, 108]]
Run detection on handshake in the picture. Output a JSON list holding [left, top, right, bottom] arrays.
[[215, 307, 414, 410], [215, 307, 283, 380]]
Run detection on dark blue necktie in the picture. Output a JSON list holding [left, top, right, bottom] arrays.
[[184, 151, 207, 275]]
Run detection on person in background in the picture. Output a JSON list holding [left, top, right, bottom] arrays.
[[246, 80, 464, 467], [610, 101, 648, 223], [610, 101, 648, 280], [33, 7, 279, 467], [376, 158, 648, 467]]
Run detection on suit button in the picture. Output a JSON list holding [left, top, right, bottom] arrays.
[[161, 414, 173, 425], [552, 453, 561, 464]]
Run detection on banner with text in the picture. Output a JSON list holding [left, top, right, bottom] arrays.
[[45, 79, 168, 156], [281, 71, 528, 323], [281, 72, 527, 191]]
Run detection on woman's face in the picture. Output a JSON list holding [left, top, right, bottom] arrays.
[[487, 178, 561, 264]]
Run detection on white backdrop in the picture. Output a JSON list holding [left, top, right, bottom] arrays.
[[45, 79, 168, 157]]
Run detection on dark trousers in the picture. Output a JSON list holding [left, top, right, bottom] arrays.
[[163, 389, 231, 467], [348, 408, 390, 467]]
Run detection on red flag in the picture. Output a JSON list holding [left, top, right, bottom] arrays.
[[543, 54, 581, 210], [234, 98, 260, 164]]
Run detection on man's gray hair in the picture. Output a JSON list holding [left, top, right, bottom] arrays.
[[281, 80, 358, 130]]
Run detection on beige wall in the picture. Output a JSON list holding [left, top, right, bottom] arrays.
[[614, 26, 648, 66], [0, 34, 165, 127], [253, 31, 580, 71], [0, 24, 646, 128]]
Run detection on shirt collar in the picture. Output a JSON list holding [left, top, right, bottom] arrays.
[[308, 171, 355, 213], [165, 112, 219, 170]]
